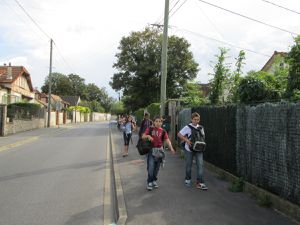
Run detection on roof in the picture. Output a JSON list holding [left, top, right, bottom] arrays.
[[51, 94, 70, 106], [61, 96, 80, 106], [261, 51, 287, 72], [0, 65, 34, 91], [199, 83, 211, 97]]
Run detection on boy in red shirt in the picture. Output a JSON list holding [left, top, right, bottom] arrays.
[[142, 115, 175, 191]]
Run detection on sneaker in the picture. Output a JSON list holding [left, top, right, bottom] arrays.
[[184, 179, 191, 187], [147, 182, 153, 191], [196, 182, 208, 190], [153, 181, 159, 188]]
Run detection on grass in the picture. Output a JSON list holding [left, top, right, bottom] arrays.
[[228, 177, 244, 192]]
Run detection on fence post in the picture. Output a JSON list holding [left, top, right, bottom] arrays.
[[0, 104, 6, 136]]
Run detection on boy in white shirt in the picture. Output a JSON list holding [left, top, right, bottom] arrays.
[[177, 112, 208, 190]]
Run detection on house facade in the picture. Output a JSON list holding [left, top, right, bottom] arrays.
[[0, 63, 34, 104], [261, 51, 288, 74]]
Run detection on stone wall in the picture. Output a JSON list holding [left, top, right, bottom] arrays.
[[5, 118, 45, 135]]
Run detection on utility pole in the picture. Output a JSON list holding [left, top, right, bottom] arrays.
[[160, 0, 169, 116], [47, 39, 53, 127]]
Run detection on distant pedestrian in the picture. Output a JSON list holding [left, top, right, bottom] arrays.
[[138, 112, 152, 138], [177, 112, 208, 190], [142, 115, 175, 191], [122, 115, 136, 157]]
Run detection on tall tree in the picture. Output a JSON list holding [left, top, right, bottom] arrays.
[[68, 74, 87, 99], [41, 72, 72, 96], [209, 48, 229, 105], [227, 50, 246, 103], [285, 35, 300, 100], [110, 27, 199, 112]]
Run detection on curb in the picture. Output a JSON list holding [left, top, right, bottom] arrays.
[[110, 129, 128, 225]]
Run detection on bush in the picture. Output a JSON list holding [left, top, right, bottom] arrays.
[[134, 108, 145, 126], [147, 103, 160, 120]]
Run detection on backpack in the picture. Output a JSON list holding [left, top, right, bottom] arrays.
[[187, 125, 206, 152], [136, 127, 166, 155]]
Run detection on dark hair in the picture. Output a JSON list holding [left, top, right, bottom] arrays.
[[144, 112, 149, 117], [153, 115, 163, 122]]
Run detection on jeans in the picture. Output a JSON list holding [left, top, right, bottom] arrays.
[[147, 149, 162, 183], [185, 149, 204, 183], [123, 132, 132, 146]]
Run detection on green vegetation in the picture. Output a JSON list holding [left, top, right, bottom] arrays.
[[228, 177, 244, 192], [110, 27, 199, 112]]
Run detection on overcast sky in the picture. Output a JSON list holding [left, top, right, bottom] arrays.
[[0, 0, 299, 99]]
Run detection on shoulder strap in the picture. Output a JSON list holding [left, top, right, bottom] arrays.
[[161, 129, 166, 142]]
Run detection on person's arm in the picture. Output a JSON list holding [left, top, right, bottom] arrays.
[[165, 138, 175, 154], [142, 128, 153, 141], [177, 130, 192, 147]]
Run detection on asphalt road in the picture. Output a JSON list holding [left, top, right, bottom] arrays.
[[0, 122, 108, 225]]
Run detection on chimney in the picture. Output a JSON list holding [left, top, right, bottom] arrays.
[[7, 62, 12, 79]]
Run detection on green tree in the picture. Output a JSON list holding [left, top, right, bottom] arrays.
[[182, 82, 207, 107], [237, 76, 268, 104], [110, 27, 199, 112], [110, 101, 125, 115], [227, 50, 246, 103], [209, 48, 230, 105], [41, 72, 72, 96], [68, 74, 87, 99], [285, 35, 300, 100]]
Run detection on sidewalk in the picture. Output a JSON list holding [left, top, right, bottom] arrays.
[[111, 127, 298, 225]]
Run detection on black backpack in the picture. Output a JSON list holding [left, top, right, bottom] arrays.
[[136, 127, 166, 155], [188, 125, 206, 152]]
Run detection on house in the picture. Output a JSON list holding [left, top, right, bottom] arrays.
[[33, 89, 47, 107], [0, 63, 34, 104], [50, 94, 70, 111], [61, 96, 81, 107], [261, 51, 288, 74], [199, 83, 211, 98]]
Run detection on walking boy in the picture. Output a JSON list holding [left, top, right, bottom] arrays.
[[142, 115, 175, 191], [177, 112, 208, 190]]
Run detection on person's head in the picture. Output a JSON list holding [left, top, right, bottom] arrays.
[[126, 115, 133, 123], [153, 115, 163, 128], [144, 112, 149, 119], [191, 112, 200, 126]]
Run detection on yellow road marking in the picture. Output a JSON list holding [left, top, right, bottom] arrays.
[[0, 136, 39, 152]]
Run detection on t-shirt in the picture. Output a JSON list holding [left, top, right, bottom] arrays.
[[123, 122, 133, 134], [144, 127, 168, 148], [179, 123, 203, 152]]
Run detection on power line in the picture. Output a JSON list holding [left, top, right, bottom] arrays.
[[197, 0, 298, 36], [261, 0, 300, 15], [13, 0, 52, 39], [53, 41, 75, 73], [171, 26, 271, 57], [169, 0, 188, 19]]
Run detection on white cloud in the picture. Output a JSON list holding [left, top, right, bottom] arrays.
[[0, 0, 299, 97]]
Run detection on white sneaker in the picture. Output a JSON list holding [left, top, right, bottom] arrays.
[[153, 181, 159, 188], [185, 179, 191, 187], [147, 182, 153, 191]]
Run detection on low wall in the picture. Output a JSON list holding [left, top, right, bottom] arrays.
[[5, 118, 45, 135]]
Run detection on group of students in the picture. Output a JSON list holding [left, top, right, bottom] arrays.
[[119, 112, 208, 191]]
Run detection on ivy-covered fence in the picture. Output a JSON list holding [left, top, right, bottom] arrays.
[[236, 102, 300, 206], [192, 105, 237, 174], [186, 102, 300, 206]]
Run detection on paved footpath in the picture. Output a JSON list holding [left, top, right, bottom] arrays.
[[111, 127, 299, 225]]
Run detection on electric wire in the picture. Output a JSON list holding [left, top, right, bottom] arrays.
[[197, 0, 298, 36], [13, 0, 52, 40], [169, 0, 188, 19], [261, 0, 300, 15], [171, 26, 271, 57]]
